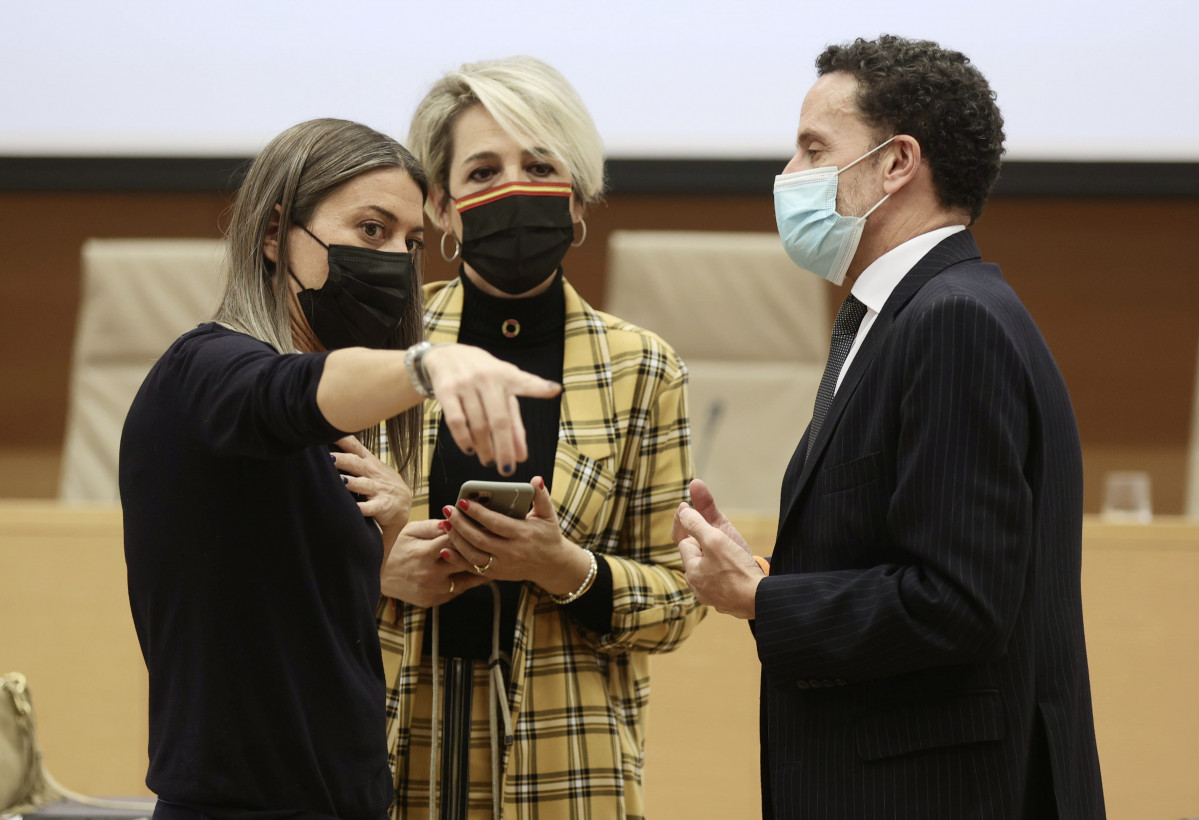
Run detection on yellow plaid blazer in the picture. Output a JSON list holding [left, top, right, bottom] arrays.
[[377, 277, 706, 819]]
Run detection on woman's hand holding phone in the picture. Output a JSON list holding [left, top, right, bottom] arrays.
[[380, 518, 489, 607], [440, 476, 593, 597]]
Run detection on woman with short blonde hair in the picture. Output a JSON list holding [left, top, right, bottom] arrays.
[[378, 58, 704, 820]]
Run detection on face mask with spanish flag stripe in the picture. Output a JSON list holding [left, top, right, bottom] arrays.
[[454, 180, 574, 295]]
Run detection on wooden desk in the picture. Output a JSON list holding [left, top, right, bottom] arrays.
[[0, 503, 146, 796], [2, 503, 1197, 819], [644, 515, 1199, 820]]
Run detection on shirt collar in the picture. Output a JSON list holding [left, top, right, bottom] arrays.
[[850, 225, 966, 314]]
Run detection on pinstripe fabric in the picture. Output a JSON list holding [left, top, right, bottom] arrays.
[[756, 231, 1105, 819], [378, 277, 705, 819]]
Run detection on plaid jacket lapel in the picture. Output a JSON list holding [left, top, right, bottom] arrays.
[[557, 282, 618, 464]]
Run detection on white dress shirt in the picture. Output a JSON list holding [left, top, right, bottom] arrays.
[[833, 225, 966, 393]]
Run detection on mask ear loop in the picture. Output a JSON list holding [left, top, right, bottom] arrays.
[[571, 219, 587, 248], [297, 223, 329, 249], [440, 233, 461, 262], [835, 135, 897, 176], [861, 192, 891, 219], [837, 136, 896, 220]]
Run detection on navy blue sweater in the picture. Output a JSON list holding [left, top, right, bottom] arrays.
[[120, 323, 391, 820]]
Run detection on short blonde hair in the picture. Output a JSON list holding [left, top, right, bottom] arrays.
[[408, 56, 605, 220]]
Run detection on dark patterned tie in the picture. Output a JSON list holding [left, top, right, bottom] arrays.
[[806, 293, 868, 459]]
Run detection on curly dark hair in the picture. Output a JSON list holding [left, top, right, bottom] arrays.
[[817, 35, 1005, 223]]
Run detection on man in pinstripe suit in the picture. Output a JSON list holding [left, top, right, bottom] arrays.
[[674, 35, 1105, 819]]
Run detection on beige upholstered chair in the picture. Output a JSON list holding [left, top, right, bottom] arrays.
[[605, 231, 829, 514], [59, 239, 226, 502]]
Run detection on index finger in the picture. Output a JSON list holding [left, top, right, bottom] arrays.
[[675, 506, 717, 542], [453, 498, 520, 540], [671, 502, 693, 546], [678, 536, 703, 571], [510, 372, 561, 400]]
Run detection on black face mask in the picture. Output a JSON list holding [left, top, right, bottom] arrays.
[[290, 225, 412, 350], [454, 181, 574, 295]]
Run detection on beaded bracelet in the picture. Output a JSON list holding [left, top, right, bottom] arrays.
[[404, 341, 438, 399], [550, 550, 598, 605]]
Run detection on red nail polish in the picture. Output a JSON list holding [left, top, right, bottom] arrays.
[[439, 548, 451, 559], [457, 499, 470, 511], [442, 505, 455, 518]]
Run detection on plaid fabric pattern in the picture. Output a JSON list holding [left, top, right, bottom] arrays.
[[378, 277, 705, 819], [398, 659, 503, 817]]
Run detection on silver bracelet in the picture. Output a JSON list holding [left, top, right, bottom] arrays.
[[550, 550, 598, 605], [404, 341, 437, 399]]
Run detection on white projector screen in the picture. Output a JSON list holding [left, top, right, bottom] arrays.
[[2, 0, 1195, 162]]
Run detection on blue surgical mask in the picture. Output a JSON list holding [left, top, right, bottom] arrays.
[[773, 136, 895, 286]]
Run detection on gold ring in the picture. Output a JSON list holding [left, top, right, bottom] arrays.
[[473, 554, 495, 575], [448, 578, 455, 594]]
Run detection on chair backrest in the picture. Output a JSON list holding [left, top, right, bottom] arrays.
[[606, 230, 829, 513], [59, 239, 226, 502]]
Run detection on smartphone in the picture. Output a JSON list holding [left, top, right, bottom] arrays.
[[456, 480, 535, 520]]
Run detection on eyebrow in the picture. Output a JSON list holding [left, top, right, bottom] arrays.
[[460, 150, 500, 165], [357, 205, 423, 232], [459, 147, 555, 165], [361, 204, 398, 223], [796, 128, 827, 148]]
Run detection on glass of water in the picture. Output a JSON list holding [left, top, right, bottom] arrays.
[[1101, 471, 1153, 524]]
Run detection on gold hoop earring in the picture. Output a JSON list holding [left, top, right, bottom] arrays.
[[440, 233, 461, 262], [571, 219, 587, 248]]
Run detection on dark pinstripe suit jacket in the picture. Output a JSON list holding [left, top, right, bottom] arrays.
[[756, 231, 1105, 819]]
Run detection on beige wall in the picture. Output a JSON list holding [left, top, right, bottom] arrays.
[[0, 192, 1197, 512], [2, 505, 1196, 819]]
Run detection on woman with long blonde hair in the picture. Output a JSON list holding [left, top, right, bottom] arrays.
[[121, 117, 558, 820]]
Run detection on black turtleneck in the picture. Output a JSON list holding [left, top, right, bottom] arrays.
[[425, 270, 613, 660]]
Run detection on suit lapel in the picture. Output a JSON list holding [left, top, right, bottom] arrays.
[[778, 231, 983, 528], [554, 281, 618, 465]]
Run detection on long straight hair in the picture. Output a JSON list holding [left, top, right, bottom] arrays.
[[214, 118, 426, 480]]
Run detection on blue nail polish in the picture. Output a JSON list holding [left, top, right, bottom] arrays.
[[501, 464, 513, 476], [329, 454, 337, 462], [342, 476, 349, 484]]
